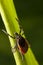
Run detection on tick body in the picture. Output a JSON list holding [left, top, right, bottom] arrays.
[[15, 33, 29, 55]]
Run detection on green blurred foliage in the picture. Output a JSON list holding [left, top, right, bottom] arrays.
[[0, 0, 43, 65]]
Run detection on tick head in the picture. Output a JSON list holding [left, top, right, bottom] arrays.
[[14, 32, 19, 39]]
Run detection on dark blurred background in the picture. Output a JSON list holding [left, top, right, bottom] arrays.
[[0, 0, 43, 65]]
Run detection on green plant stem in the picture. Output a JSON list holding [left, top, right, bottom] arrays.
[[0, 0, 39, 65]]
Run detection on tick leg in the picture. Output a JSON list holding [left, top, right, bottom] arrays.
[[12, 43, 17, 53], [2, 29, 15, 39], [20, 52, 24, 61], [19, 29, 24, 36], [15, 18, 24, 35]]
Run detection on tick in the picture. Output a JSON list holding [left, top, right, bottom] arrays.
[[2, 18, 30, 60]]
